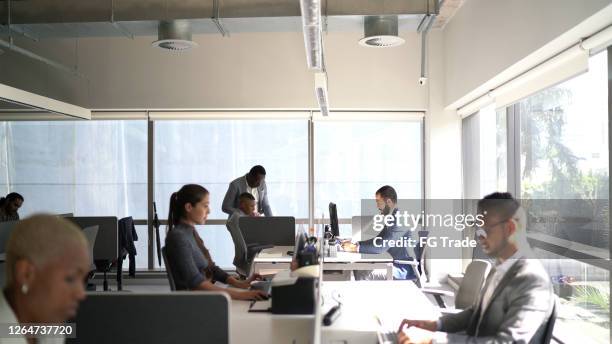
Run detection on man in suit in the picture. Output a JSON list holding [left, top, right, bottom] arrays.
[[397, 192, 554, 344], [222, 165, 273, 218], [341, 185, 415, 280]]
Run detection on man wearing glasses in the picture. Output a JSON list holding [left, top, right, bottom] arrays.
[[397, 192, 554, 344]]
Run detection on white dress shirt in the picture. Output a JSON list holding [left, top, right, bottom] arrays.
[[0, 290, 65, 344], [246, 185, 259, 212]]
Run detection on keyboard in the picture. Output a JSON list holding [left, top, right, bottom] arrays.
[[376, 330, 398, 344], [375, 315, 398, 344]]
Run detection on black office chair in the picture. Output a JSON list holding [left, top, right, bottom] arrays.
[[161, 246, 176, 291], [543, 297, 558, 344], [81, 226, 99, 291]]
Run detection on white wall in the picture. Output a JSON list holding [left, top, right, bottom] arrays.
[[444, 0, 612, 109], [425, 30, 464, 279], [0, 30, 428, 110]]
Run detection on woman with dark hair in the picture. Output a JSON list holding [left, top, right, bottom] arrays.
[[0, 192, 24, 222], [164, 184, 267, 300]]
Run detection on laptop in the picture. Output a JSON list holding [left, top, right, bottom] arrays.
[[375, 315, 398, 344]]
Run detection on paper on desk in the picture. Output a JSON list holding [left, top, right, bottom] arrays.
[[249, 299, 272, 312]]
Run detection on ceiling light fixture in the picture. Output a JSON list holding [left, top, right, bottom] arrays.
[[299, 0, 323, 70], [315, 72, 329, 116]]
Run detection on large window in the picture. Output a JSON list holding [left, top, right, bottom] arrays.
[[0, 120, 148, 267], [0, 121, 147, 218], [314, 120, 422, 236], [519, 51, 608, 201], [463, 50, 610, 343], [517, 50, 609, 342], [0, 114, 424, 271], [462, 104, 508, 199], [154, 119, 308, 268]]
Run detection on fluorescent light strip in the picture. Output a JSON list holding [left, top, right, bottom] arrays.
[[300, 0, 322, 70], [314, 72, 329, 116]]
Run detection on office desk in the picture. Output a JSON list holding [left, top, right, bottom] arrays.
[[230, 292, 314, 343], [323, 251, 394, 280], [320, 281, 440, 344], [252, 245, 293, 275], [253, 246, 394, 280]]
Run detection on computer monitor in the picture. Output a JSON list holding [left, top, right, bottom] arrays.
[[329, 202, 340, 238], [239, 216, 295, 246]]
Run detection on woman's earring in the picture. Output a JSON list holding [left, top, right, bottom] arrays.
[[21, 284, 28, 295]]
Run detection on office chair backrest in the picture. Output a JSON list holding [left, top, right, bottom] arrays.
[[65, 216, 118, 262], [542, 297, 558, 344], [455, 260, 491, 309], [226, 217, 248, 264], [68, 292, 230, 344], [161, 246, 176, 291], [81, 226, 99, 272], [0, 220, 18, 253], [351, 216, 377, 241]]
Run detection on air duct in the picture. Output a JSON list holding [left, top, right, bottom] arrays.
[[151, 20, 198, 51], [358, 15, 405, 48]]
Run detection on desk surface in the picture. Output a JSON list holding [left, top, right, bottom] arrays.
[[321, 281, 439, 343], [325, 251, 393, 263], [230, 291, 314, 344], [255, 246, 393, 263], [229, 280, 439, 344]]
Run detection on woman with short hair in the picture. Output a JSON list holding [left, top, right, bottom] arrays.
[[1, 214, 90, 344]]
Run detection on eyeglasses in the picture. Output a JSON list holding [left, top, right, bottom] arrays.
[[475, 217, 512, 239]]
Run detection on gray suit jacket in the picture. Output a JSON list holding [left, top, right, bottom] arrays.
[[222, 175, 273, 217], [439, 257, 554, 344]]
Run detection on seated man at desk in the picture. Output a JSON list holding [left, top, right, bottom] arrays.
[[222, 165, 273, 218], [226, 192, 260, 277], [341, 185, 415, 280], [397, 192, 554, 344], [0, 192, 24, 222]]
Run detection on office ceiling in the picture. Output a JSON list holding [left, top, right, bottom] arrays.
[[2, 16, 425, 39], [0, 0, 465, 39]]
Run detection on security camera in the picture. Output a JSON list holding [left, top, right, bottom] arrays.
[[418, 77, 428, 86]]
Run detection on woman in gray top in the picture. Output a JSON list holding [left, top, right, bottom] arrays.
[[164, 184, 267, 300]]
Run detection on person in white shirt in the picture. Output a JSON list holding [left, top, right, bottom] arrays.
[[0, 214, 90, 344], [397, 192, 554, 344]]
